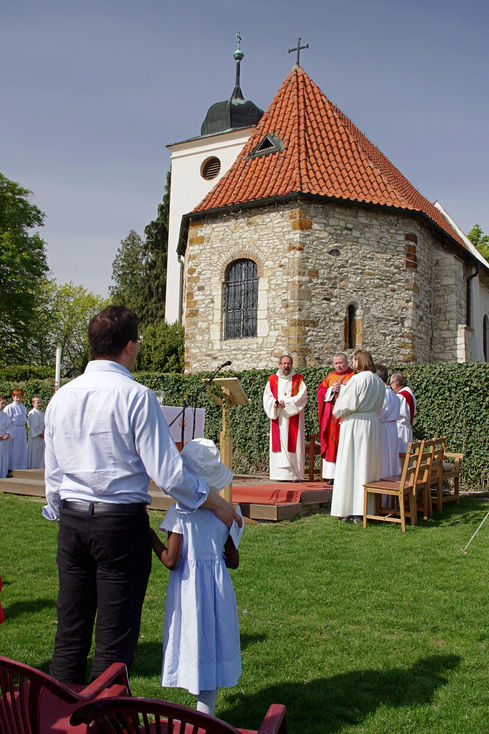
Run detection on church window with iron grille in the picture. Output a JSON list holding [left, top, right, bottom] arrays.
[[224, 259, 258, 339]]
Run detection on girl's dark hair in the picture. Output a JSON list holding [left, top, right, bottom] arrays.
[[88, 306, 139, 359]]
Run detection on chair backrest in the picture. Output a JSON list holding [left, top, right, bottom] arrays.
[[399, 441, 423, 489], [415, 440, 435, 496], [71, 696, 243, 734], [0, 656, 81, 734], [430, 436, 446, 479]]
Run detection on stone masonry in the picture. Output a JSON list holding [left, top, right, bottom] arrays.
[[183, 199, 470, 372]]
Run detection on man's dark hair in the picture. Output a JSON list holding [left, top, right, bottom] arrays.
[[88, 305, 139, 359], [375, 364, 388, 383]]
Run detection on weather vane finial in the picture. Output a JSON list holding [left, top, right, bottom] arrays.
[[288, 36, 309, 66]]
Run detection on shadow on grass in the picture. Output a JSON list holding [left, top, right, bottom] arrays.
[[2, 597, 56, 619], [219, 654, 460, 734]]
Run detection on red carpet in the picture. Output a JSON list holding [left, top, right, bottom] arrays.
[[232, 481, 331, 505]]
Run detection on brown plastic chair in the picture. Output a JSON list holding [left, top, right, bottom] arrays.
[[363, 441, 422, 532], [0, 655, 129, 734], [71, 695, 287, 734]]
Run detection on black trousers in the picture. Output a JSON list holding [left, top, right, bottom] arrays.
[[49, 502, 152, 684]]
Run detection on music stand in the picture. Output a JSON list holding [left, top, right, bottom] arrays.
[[207, 377, 249, 502]]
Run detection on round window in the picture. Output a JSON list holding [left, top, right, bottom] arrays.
[[201, 156, 221, 181]]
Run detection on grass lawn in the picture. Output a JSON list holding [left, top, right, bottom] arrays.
[[2, 493, 489, 733]]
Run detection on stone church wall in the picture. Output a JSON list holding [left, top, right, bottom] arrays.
[[183, 200, 467, 373]]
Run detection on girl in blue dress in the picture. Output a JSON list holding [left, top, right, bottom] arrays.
[[150, 438, 242, 716]]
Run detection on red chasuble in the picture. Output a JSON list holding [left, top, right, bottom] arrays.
[[317, 368, 354, 461], [269, 373, 303, 453]]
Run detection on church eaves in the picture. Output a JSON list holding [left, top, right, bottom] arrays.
[[191, 65, 468, 254]]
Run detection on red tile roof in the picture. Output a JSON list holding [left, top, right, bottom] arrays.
[[193, 65, 468, 253]]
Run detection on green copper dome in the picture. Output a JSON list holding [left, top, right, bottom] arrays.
[[200, 35, 263, 136]]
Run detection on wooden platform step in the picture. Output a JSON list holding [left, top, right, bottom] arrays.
[[0, 475, 330, 522]]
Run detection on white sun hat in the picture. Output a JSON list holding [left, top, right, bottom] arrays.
[[181, 438, 233, 491]]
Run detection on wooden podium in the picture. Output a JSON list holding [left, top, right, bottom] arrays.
[[207, 377, 249, 502]]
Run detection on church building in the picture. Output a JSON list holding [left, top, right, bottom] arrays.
[[165, 42, 489, 373]]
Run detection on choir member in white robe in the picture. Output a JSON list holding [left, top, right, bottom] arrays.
[[263, 355, 308, 481], [390, 373, 416, 452], [375, 365, 401, 477], [331, 350, 385, 521], [0, 396, 12, 478], [27, 396, 45, 469], [4, 389, 28, 471]]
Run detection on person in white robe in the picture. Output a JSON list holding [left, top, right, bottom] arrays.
[[263, 355, 308, 481], [331, 350, 385, 522], [4, 389, 28, 471], [375, 365, 401, 477], [0, 396, 12, 478], [27, 396, 45, 469], [390, 373, 416, 452]]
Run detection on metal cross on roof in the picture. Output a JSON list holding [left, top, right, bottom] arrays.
[[288, 36, 309, 66]]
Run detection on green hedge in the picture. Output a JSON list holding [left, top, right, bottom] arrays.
[[2, 364, 488, 488]]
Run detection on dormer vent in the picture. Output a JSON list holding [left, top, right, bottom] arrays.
[[248, 133, 284, 159]]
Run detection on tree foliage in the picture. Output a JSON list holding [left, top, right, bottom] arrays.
[[110, 170, 171, 326], [109, 229, 146, 315], [140, 169, 170, 323], [136, 321, 184, 373], [29, 279, 108, 375], [467, 223, 489, 261], [0, 173, 48, 363]]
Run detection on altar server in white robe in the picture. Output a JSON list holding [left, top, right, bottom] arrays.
[[375, 365, 401, 477], [4, 389, 28, 471], [331, 350, 385, 521], [27, 396, 45, 469], [0, 396, 12, 478], [263, 355, 308, 481]]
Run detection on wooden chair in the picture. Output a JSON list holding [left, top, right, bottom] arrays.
[[429, 441, 464, 513], [71, 695, 287, 734], [414, 439, 436, 520], [0, 655, 129, 734], [426, 436, 446, 516], [305, 432, 321, 481], [363, 441, 422, 532]]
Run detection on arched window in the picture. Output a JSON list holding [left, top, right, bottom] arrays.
[[224, 259, 258, 339], [344, 303, 357, 349], [483, 315, 489, 363]]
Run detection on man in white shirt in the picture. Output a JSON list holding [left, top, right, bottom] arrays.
[[44, 305, 240, 684]]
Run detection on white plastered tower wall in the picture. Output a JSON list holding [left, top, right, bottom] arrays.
[[165, 127, 255, 323]]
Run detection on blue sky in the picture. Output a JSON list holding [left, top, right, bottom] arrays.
[[2, 0, 488, 297]]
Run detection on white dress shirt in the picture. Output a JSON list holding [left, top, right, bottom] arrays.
[[43, 360, 208, 520]]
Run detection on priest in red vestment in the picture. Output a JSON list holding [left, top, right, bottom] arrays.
[[263, 355, 308, 481], [317, 353, 354, 484]]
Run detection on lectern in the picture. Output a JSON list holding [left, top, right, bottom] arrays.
[[207, 377, 249, 502]]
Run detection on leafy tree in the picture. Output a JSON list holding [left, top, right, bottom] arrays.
[[29, 279, 108, 375], [109, 229, 146, 315], [467, 224, 489, 261], [140, 169, 170, 323], [0, 173, 48, 364], [136, 320, 184, 373]]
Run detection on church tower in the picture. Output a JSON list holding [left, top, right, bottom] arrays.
[[165, 35, 263, 323]]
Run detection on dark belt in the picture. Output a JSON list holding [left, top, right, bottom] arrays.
[[60, 499, 146, 516]]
